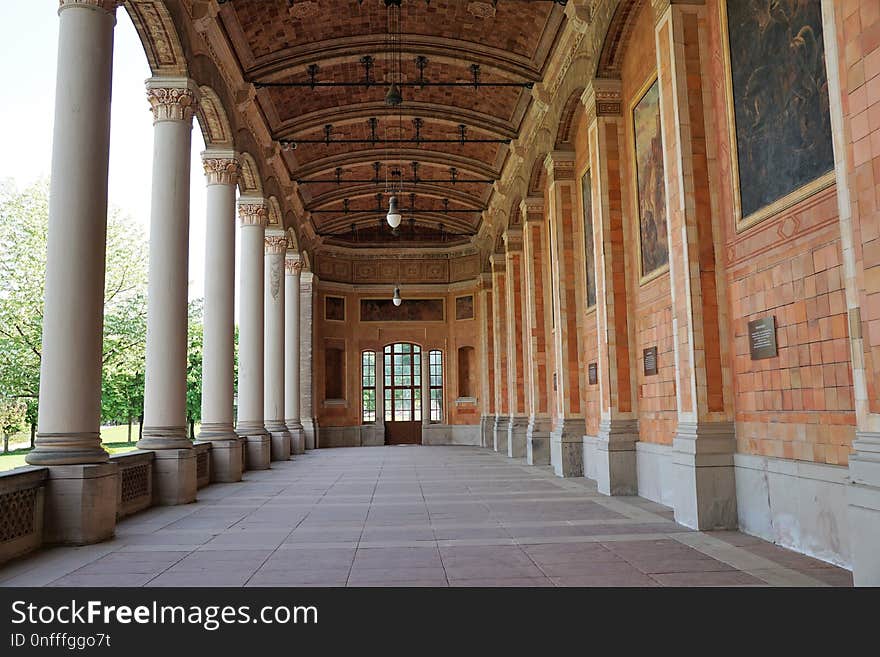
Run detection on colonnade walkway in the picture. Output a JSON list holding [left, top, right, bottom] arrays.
[[0, 447, 852, 587]]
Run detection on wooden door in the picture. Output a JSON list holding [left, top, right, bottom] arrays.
[[383, 343, 422, 445]]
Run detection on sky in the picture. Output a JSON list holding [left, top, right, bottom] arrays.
[[0, 1, 236, 305]]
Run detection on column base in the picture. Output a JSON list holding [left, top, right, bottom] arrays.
[[44, 463, 118, 545], [507, 415, 528, 458], [847, 431, 880, 586], [492, 415, 508, 453], [480, 415, 494, 449], [26, 433, 109, 466], [595, 418, 638, 496], [550, 418, 585, 478], [286, 420, 305, 455], [526, 416, 551, 465], [268, 425, 292, 461], [242, 433, 271, 470], [207, 439, 243, 483], [672, 421, 737, 530], [302, 417, 317, 450], [151, 448, 197, 506], [137, 426, 192, 451]]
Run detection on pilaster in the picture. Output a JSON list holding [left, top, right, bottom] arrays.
[[478, 273, 495, 448], [490, 255, 508, 454], [300, 270, 318, 449], [504, 228, 528, 458]]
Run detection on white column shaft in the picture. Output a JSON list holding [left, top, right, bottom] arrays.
[[237, 207, 266, 435], [30, 3, 116, 465], [264, 243, 286, 430], [284, 259, 302, 429], [199, 171, 237, 438], [140, 89, 193, 450]]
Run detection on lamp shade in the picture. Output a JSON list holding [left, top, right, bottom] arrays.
[[386, 195, 402, 228], [392, 287, 402, 306]]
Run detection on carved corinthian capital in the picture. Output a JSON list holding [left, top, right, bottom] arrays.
[[58, 0, 119, 13], [265, 235, 289, 255], [202, 152, 240, 186], [146, 78, 198, 124], [237, 198, 267, 227], [285, 256, 304, 276]]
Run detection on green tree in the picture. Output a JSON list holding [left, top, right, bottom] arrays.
[[0, 398, 26, 453], [0, 179, 149, 445], [186, 299, 204, 440]]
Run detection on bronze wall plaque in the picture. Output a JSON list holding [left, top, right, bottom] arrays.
[[748, 315, 778, 360], [643, 346, 658, 376], [588, 362, 598, 385]]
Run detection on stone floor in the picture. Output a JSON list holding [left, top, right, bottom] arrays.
[[0, 446, 853, 587]]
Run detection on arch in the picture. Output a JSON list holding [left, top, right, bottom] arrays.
[[266, 196, 283, 228], [555, 88, 587, 148], [196, 86, 234, 148], [527, 155, 549, 196], [238, 152, 263, 197], [595, 0, 644, 80], [506, 195, 523, 229], [124, 0, 188, 77]]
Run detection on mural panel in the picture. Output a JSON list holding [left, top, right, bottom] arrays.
[[725, 0, 835, 225], [325, 296, 345, 321], [632, 78, 668, 280], [360, 298, 445, 322], [455, 295, 475, 320], [581, 169, 596, 307]]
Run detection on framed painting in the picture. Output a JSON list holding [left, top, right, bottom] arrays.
[[631, 75, 669, 283], [721, 0, 835, 231], [360, 298, 445, 322], [325, 295, 345, 322], [455, 295, 474, 320], [580, 167, 596, 308]]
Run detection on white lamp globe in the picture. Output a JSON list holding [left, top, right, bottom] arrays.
[[392, 287, 402, 306], [386, 195, 402, 228]]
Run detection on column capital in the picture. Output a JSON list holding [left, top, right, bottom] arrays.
[[479, 272, 493, 290], [520, 197, 545, 223], [503, 228, 524, 253], [285, 253, 303, 275], [651, 0, 704, 23], [146, 78, 199, 124], [489, 254, 506, 272], [265, 229, 288, 254], [58, 0, 120, 14], [237, 196, 267, 227], [581, 78, 623, 122], [543, 151, 576, 183], [300, 271, 315, 285], [201, 150, 240, 186]]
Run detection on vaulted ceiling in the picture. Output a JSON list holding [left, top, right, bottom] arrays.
[[216, 0, 567, 250]]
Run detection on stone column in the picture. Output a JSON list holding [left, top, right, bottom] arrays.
[[504, 228, 528, 458], [582, 79, 639, 494], [137, 78, 199, 506], [236, 197, 271, 469], [653, 0, 735, 528], [265, 229, 291, 461], [198, 151, 242, 482], [490, 255, 508, 453], [546, 151, 586, 477], [26, 0, 120, 544], [421, 348, 431, 428], [478, 273, 496, 448], [821, 0, 880, 585], [284, 251, 305, 454], [300, 270, 318, 449], [521, 198, 552, 465]]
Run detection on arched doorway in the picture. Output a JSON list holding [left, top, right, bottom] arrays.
[[383, 343, 422, 445]]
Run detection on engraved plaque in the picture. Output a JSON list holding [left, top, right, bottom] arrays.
[[748, 315, 778, 360], [588, 362, 598, 385], [643, 346, 658, 376]]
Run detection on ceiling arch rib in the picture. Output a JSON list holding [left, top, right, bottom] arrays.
[[291, 148, 500, 181], [308, 183, 485, 211]]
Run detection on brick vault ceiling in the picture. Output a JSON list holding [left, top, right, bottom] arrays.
[[218, 0, 566, 249]]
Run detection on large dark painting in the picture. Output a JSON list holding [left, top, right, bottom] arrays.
[[581, 169, 596, 307], [360, 298, 445, 322], [725, 0, 834, 221], [325, 296, 345, 321], [632, 79, 668, 278], [455, 295, 474, 320]]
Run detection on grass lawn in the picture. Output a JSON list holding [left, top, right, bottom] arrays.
[[0, 423, 200, 472]]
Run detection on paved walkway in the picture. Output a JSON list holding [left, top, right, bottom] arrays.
[[0, 446, 853, 587]]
